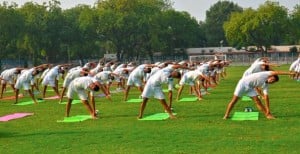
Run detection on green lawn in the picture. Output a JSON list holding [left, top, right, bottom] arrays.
[[0, 65, 299, 153]]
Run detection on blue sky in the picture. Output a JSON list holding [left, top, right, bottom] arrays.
[[2, 0, 299, 21]]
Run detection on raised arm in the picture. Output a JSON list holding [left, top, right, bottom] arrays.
[[271, 71, 294, 76]]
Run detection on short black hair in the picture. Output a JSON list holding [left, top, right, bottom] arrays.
[[273, 75, 279, 82], [144, 67, 151, 73], [264, 65, 270, 71], [172, 71, 181, 79], [93, 85, 100, 92]]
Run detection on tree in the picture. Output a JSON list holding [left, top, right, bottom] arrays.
[[62, 5, 100, 63], [289, 4, 300, 44], [0, 2, 24, 68], [18, 2, 48, 65], [204, 1, 242, 47], [158, 10, 204, 56], [95, 0, 172, 62], [224, 1, 288, 56], [43, 0, 64, 62]]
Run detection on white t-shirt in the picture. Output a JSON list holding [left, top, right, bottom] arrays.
[[289, 58, 300, 71], [179, 70, 202, 86], [240, 71, 271, 94], [67, 76, 97, 99], [63, 69, 82, 87], [147, 66, 174, 90], [94, 71, 112, 84], [0, 68, 17, 84], [242, 62, 265, 78], [44, 66, 59, 81], [14, 68, 35, 90]]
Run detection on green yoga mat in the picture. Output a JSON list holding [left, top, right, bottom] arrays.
[[60, 100, 82, 105], [139, 113, 177, 121], [57, 115, 92, 123], [242, 96, 252, 101], [231, 112, 259, 121], [13, 99, 45, 106], [179, 97, 198, 102], [126, 98, 143, 103]]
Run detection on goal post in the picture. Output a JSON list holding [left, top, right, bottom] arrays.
[[189, 54, 227, 62]]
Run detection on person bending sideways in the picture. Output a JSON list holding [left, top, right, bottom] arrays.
[[14, 68, 40, 104], [223, 71, 292, 120], [138, 64, 182, 119], [65, 76, 100, 119]]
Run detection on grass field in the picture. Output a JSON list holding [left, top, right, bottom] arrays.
[[0, 65, 299, 153]]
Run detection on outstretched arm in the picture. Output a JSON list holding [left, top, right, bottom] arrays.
[[271, 71, 294, 76]]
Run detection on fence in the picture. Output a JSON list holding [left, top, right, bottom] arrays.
[[1, 52, 298, 72], [225, 52, 298, 66]]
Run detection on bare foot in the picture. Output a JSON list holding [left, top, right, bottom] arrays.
[[137, 115, 143, 119], [92, 116, 98, 119], [266, 114, 276, 119], [169, 115, 177, 119], [223, 115, 229, 120]]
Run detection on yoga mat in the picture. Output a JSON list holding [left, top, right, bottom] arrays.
[[13, 99, 44, 106], [179, 97, 198, 102], [126, 98, 143, 103], [60, 100, 81, 105], [1, 94, 24, 100], [139, 113, 177, 121], [0, 113, 34, 122], [44, 95, 60, 100], [57, 115, 92, 123], [231, 112, 259, 121], [242, 96, 252, 101]]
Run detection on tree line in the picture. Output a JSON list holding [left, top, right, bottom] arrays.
[[0, 0, 300, 67]]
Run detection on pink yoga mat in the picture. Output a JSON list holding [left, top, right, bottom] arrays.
[[44, 96, 60, 100], [1, 94, 24, 100], [0, 113, 34, 122]]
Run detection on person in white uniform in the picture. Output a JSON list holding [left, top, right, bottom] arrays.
[[124, 64, 153, 101], [59, 68, 90, 103], [65, 76, 100, 119], [176, 70, 209, 101], [14, 68, 40, 104], [0, 68, 24, 98], [93, 70, 118, 97], [223, 71, 292, 120], [41, 65, 65, 97], [137, 64, 182, 119]]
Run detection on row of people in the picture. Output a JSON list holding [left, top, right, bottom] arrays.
[[1, 56, 296, 120], [1, 59, 229, 119]]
